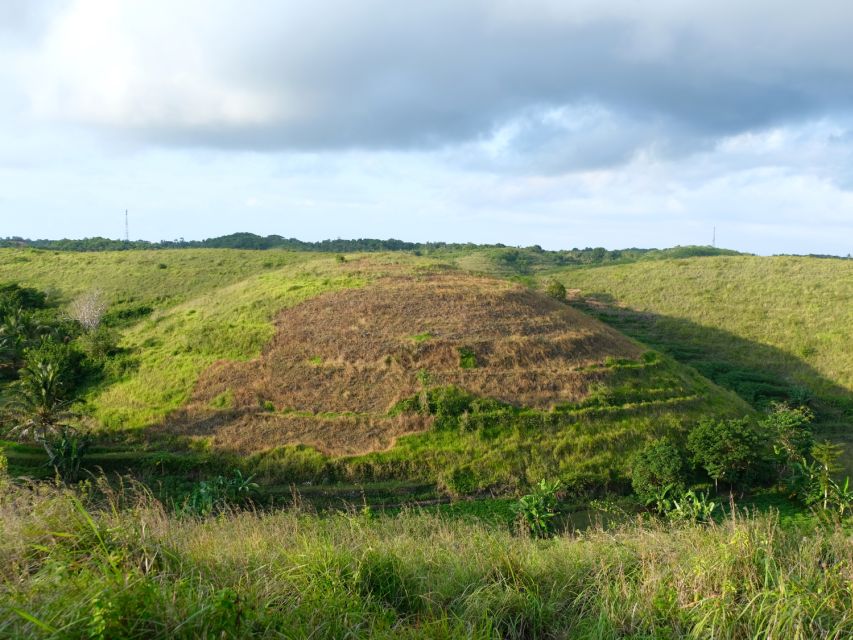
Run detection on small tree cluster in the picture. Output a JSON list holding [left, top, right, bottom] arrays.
[[687, 417, 773, 490], [631, 405, 853, 519]]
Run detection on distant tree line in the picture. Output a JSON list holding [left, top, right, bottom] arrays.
[[0, 232, 754, 262]]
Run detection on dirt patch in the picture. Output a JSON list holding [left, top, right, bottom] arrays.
[[167, 274, 642, 455]]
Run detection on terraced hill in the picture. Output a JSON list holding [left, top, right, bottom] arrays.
[[0, 248, 751, 491], [170, 274, 644, 455]]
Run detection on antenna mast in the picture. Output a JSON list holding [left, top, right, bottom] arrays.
[[125, 209, 129, 243], [712, 226, 716, 248]]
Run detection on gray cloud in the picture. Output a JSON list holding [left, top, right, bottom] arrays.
[[12, 0, 853, 171]]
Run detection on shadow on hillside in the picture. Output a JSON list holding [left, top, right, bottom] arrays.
[[572, 293, 853, 434]]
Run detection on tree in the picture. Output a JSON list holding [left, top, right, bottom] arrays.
[[2, 339, 86, 480], [0, 308, 38, 375], [5, 351, 72, 442], [631, 437, 686, 503], [762, 403, 813, 479], [68, 290, 107, 332], [687, 417, 772, 490]]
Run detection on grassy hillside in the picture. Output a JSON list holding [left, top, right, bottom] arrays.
[[154, 271, 746, 492], [554, 257, 852, 421], [0, 248, 307, 320], [0, 248, 750, 492]]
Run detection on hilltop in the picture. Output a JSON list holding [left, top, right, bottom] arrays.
[[171, 273, 645, 455]]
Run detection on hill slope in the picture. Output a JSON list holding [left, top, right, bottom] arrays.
[[554, 255, 852, 428], [1, 248, 751, 491], [170, 273, 645, 455]]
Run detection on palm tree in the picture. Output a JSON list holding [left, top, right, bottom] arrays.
[[4, 357, 73, 439], [3, 356, 89, 480]]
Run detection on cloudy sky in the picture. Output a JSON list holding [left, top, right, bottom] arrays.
[[1, 0, 852, 254]]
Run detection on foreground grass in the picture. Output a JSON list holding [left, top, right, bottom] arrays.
[[1, 480, 851, 639]]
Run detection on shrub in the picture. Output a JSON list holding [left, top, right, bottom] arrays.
[[44, 425, 90, 482], [78, 326, 120, 363], [688, 417, 773, 490], [458, 347, 477, 369], [514, 479, 561, 538], [545, 279, 566, 302], [631, 437, 686, 503], [181, 470, 258, 516], [440, 463, 478, 497]]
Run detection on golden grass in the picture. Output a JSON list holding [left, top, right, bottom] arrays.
[[170, 274, 644, 454]]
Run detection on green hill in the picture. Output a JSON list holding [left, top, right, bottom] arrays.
[[0, 248, 749, 493], [552, 255, 852, 433]]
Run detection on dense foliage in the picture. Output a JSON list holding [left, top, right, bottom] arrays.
[[630, 437, 686, 502]]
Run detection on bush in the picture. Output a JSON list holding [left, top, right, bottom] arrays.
[[77, 326, 120, 366], [545, 279, 567, 302], [44, 426, 90, 482], [514, 479, 561, 537], [631, 437, 686, 503], [180, 470, 258, 516], [458, 347, 477, 369], [687, 417, 773, 490], [440, 463, 478, 497]]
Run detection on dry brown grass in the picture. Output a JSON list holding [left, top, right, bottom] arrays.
[[168, 274, 642, 455]]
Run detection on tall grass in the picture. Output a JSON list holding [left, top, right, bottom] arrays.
[[1, 479, 851, 638]]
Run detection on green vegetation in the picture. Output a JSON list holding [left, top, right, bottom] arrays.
[[630, 437, 685, 502], [513, 478, 561, 537], [2, 480, 853, 639], [557, 256, 852, 425], [688, 417, 772, 489], [0, 242, 850, 637], [0, 248, 311, 319], [544, 278, 566, 301]]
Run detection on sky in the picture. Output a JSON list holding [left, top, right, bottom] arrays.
[[1, 1, 852, 254]]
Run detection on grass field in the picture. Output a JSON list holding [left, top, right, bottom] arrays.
[[0, 248, 309, 318], [1, 246, 851, 638], [1, 479, 852, 639], [553, 256, 852, 426]]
